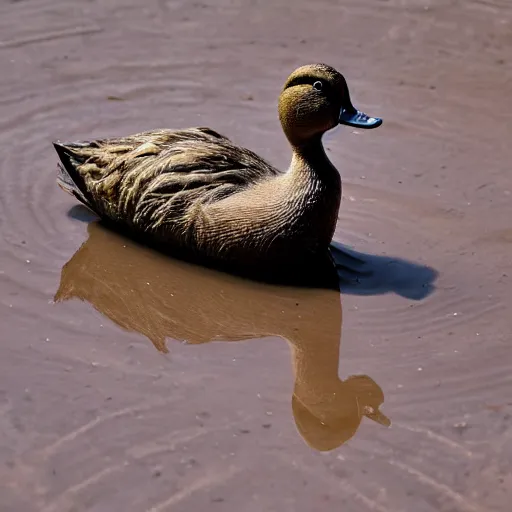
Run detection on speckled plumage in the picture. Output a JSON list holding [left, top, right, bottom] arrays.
[[54, 64, 374, 279]]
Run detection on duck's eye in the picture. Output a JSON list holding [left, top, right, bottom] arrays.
[[313, 81, 323, 91]]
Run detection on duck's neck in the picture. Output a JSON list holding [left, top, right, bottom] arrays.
[[287, 136, 342, 245], [289, 136, 341, 191], [291, 332, 342, 401]]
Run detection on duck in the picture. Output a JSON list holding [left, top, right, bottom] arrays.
[[53, 63, 382, 281]]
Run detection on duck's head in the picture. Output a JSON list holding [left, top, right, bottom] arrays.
[[279, 63, 382, 146], [291, 374, 390, 451]]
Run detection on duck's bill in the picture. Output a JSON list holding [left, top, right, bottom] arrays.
[[364, 408, 391, 427], [339, 108, 382, 129]]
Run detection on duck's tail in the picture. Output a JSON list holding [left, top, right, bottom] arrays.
[[53, 141, 95, 210]]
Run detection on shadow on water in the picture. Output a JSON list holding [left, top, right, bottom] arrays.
[[55, 217, 392, 452], [331, 242, 438, 300], [67, 204, 98, 223]]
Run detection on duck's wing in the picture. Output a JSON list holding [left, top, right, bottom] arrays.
[[53, 127, 280, 227]]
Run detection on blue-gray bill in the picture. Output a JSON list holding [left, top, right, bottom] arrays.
[[339, 108, 382, 129]]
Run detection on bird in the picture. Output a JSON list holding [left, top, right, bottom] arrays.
[[53, 63, 382, 283]]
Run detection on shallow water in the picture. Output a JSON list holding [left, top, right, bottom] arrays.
[[1, 0, 511, 510]]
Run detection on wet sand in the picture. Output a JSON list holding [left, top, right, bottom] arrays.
[[1, 0, 511, 510]]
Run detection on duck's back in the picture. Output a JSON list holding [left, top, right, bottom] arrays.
[[54, 127, 280, 241]]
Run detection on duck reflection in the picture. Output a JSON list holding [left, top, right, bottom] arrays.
[[55, 221, 390, 451]]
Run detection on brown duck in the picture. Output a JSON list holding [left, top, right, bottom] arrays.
[[53, 63, 382, 280]]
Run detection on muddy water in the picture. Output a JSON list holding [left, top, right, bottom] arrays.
[[1, 0, 511, 510]]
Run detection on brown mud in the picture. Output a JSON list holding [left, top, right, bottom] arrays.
[[1, 0, 511, 511]]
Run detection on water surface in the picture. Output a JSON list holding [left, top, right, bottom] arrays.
[[1, 0, 511, 510]]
